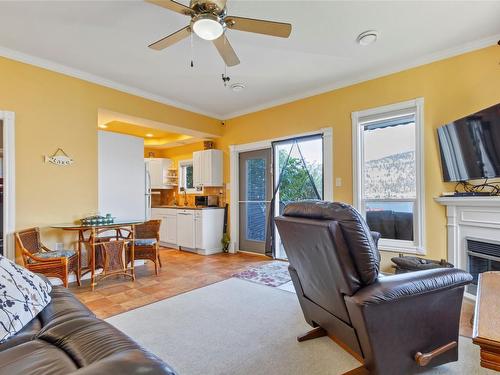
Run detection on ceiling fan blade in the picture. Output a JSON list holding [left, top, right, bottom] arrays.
[[213, 34, 240, 67], [148, 26, 191, 50], [146, 0, 193, 16], [225, 16, 292, 38]]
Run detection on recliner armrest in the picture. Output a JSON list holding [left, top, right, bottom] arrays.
[[370, 231, 381, 248], [348, 268, 472, 306]]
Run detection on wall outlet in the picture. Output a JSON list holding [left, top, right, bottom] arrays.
[[335, 177, 342, 187], [54, 242, 64, 251]]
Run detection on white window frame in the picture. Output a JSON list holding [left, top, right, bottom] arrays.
[[178, 159, 199, 194], [352, 98, 425, 255]]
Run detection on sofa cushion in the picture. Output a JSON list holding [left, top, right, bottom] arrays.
[[27, 249, 76, 263], [0, 255, 52, 342], [284, 200, 380, 285], [0, 316, 42, 352], [67, 349, 177, 375], [37, 316, 152, 367], [38, 286, 94, 328], [0, 340, 78, 375]]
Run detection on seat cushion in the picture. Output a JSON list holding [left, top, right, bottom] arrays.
[[0, 340, 78, 375], [131, 238, 157, 246], [28, 249, 75, 263], [284, 200, 380, 285], [0, 256, 52, 343]]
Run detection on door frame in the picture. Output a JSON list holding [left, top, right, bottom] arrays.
[[0, 111, 16, 260], [229, 127, 333, 254]]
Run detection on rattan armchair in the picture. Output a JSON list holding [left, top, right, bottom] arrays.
[[130, 220, 162, 275], [15, 227, 80, 288]]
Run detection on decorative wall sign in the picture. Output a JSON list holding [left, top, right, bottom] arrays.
[[44, 148, 74, 166]]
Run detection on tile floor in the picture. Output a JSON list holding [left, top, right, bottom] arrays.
[[69, 247, 269, 319]]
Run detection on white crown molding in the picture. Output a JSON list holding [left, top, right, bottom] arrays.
[[0, 32, 498, 121], [0, 46, 223, 119], [222, 34, 500, 120]]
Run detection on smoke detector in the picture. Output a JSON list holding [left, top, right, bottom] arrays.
[[230, 83, 245, 92], [356, 30, 379, 46]]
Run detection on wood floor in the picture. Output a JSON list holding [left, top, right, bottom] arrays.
[[69, 247, 269, 319], [70, 247, 477, 338]]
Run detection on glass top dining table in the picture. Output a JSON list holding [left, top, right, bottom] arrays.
[[51, 220, 144, 230], [51, 220, 145, 290]]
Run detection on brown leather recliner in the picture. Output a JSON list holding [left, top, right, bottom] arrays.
[[275, 201, 473, 375]]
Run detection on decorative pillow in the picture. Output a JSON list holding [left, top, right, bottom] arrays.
[[0, 256, 52, 343]]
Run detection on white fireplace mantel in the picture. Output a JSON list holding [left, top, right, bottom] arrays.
[[436, 196, 500, 299]]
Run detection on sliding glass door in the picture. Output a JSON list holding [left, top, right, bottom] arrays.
[[270, 135, 324, 259]]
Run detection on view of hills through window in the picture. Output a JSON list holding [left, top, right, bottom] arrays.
[[363, 119, 416, 216]]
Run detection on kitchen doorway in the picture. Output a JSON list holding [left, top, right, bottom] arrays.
[[238, 149, 272, 254]]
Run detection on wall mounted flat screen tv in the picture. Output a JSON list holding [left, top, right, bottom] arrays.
[[437, 103, 500, 182]]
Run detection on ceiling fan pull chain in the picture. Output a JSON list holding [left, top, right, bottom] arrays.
[[190, 32, 195, 68]]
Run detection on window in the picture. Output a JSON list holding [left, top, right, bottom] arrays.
[[352, 99, 425, 253], [178, 160, 198, 193], [246, 158, 267, 242]]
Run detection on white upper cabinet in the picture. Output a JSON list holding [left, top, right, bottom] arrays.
[[193, 151, 203, 188], [146, 158, 172, 189], [192, 149, 223, 188]]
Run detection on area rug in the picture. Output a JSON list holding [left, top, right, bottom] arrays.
[[232, 260, 291, 287], [106, 278, 492, 375]]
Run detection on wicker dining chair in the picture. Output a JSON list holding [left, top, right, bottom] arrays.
[[15, 227, 80, 288], [129, 220, 162, 275]]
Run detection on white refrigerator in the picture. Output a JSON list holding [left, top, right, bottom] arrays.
[[98, 131, 148, 221]]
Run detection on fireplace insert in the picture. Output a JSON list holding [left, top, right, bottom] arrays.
[[467, 238, 500, 295]]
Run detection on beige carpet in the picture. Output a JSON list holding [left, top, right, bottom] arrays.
[[107, 278, 495, 375]]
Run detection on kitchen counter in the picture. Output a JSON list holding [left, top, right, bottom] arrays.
[[152, 205, 224, 210]]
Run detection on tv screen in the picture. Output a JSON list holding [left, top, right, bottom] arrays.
[[437, 103, 500, 182]]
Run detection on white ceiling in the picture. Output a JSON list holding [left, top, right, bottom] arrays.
[[0, 1, 499, 119]]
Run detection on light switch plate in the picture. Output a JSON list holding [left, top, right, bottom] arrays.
[[335, 178, 342, 187]]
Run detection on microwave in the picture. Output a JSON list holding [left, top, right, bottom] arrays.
[[195, 195, 218, 207]]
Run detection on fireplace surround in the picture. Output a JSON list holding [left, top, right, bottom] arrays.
[[436, 196, 500, 300]]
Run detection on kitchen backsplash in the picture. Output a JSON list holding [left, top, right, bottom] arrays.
[[152, 187, 225, 207]]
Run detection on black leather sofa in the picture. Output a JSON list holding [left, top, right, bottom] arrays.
[[276, 200, 472, 375], [0, 285, 176, 375]]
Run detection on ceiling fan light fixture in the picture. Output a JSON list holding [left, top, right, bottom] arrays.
[[192, 14, 224, 41]]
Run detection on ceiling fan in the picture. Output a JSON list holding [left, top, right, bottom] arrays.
[[146, 0, 292, 66]]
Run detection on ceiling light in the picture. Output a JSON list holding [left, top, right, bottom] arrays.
[[146, 133, 154, 137], [356, 30, 379, 46], [192, 14, 224, 41], [98, 124, 108, 129], [230, 83, 245, 92]]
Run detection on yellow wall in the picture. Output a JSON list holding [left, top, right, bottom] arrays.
[[0, 56, 220, 254], [219, 45, 500, 265], [4, 44, 499, 266]]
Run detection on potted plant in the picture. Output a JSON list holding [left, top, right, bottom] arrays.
[[221, 233, 230, 253]]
